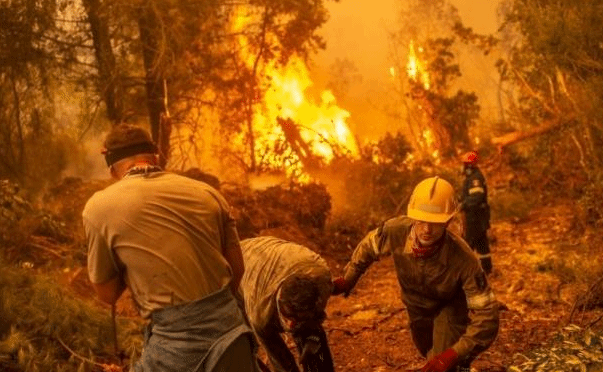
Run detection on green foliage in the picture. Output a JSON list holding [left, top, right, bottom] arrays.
[[224, 181, 332, 239], [0, 262, 143, 371], [422, 37, 460, 93], [508, 325, 603, 372], [0, 0, 66, 76], [0, 180, 32, 249], [504, 0, 603, 79], [498, 0, 603, 221], [0, 0, 88, 189], [389, 7, 483, 158], [422, 88, 479, 153]]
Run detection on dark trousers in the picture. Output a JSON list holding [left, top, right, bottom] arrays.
[[465, 226, 492, 274]]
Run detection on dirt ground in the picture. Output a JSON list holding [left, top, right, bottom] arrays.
[[316, 203, 603, 372], [56, 198, 603, 372]]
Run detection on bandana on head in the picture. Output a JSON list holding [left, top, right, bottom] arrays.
[[410, 225, 444, 259]]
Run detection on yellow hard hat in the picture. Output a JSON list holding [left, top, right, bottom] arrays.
[[407, 176, 457, 223]]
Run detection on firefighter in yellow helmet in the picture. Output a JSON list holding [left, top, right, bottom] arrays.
[[332, 177, 499, 372]]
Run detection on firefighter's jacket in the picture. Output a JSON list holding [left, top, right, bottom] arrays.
[[343, 217, 499, 360], [460, 166, 490, 235]]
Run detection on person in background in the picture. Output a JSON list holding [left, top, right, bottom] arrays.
[[332, 176, 499, 372], [239, 236, 335, 372], [82, 124, 258, 372], [459, 151, 492, 274]]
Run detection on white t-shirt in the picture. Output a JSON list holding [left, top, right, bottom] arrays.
[[83, 171, 239, 318]]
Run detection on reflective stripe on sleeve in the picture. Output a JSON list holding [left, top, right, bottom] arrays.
[[468, 187, 485, 194], [467, 290, 496, 309]]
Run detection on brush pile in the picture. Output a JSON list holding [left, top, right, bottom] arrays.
[[508, 325, 603, 372], [0, 262, 144, 372]]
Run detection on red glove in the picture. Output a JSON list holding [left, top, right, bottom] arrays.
[[420, 348, 458, 372], [331, 277, 350, 296]]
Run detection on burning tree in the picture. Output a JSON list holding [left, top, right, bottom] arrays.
[[405, 37, 480, 158], [214, 4, 359, 180], [387, 0, 488, 160], [77, 0, 350, 176]]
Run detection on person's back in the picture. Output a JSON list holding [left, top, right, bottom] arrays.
[[239, 236, 333, 372], [84, 171, 234, 317], [83, 124, 258, 372], [240, 236, 330, 330]]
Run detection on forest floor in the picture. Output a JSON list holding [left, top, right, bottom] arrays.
[[5, 176, 603, 372], [63, 200, 603, 372], [320, 202, 603, 372]]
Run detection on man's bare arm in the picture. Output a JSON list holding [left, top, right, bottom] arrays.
[[92, 275, 126, 305], [223, 242, 245, 293]]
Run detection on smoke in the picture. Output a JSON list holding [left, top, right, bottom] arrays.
[[311, 0, 504, 144]]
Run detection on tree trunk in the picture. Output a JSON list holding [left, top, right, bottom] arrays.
[[137, 2, 169, 167], [83, 0, 123, 124], [10, 72, 25, 182]]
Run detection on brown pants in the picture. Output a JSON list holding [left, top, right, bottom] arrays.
[[407, 297, 471, 368]]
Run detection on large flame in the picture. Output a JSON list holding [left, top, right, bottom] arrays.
[[406, 40, 430, 90], [233, 7, 358, 179], [406, 42, 440, 162]]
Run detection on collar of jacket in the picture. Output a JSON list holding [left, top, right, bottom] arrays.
[[404, 227, 451, 262]]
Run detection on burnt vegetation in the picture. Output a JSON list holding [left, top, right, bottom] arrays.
[[3, 0, 603, 371]]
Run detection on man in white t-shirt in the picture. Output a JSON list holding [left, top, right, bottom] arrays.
[[83, 124, 259, 372]]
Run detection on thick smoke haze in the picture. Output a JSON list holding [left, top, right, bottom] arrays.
[[311, 0, 503, 143]]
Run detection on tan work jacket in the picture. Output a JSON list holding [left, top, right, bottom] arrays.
[[343, 216, 499, 359]]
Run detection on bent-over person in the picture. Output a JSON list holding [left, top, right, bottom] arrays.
[[240, 236, 334, 372]]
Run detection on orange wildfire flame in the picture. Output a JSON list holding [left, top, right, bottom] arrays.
[[233, 8, 358, 179], [406, 40, 430, 90], [405, 41, 440, 162]]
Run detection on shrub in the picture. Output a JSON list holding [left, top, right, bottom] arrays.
[[489, 189, 534, 222], [0, 261, 143, 371]]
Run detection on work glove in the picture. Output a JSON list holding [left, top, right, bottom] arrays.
[[331, 277, 350, 297], [420, 348, 458, 372]]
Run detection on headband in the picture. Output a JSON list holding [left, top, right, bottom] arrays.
[[102, 142, 158, 167]]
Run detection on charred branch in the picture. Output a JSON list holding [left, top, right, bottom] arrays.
[[491, 116, 576, 151], [277, 117, 321, 170]]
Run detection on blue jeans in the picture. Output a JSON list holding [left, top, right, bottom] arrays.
[[134, 287, 258, 372]]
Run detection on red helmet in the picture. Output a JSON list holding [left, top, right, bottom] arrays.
[[461, 151, 478, 164]]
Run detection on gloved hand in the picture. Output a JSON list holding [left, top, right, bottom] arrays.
[[420, 348, 458, 372], [331, 277, 350, 296]]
